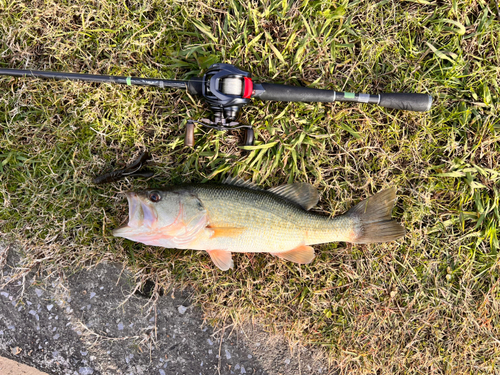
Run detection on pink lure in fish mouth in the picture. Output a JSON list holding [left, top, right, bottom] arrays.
[[113, 192, 158, 236]]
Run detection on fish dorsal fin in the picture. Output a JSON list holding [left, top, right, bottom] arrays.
[[207, 250, 234, 271], [268, 183, 319, 210], [222, 176, 260, 190], [272, 245, 315, 265]]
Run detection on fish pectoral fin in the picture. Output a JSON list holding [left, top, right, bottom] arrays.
[[207, 226, 245, 238], [272, 245, 315, 265], [207, 250, 234, 271]]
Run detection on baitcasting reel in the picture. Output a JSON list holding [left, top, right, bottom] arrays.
[[184, 63, 255, 146]]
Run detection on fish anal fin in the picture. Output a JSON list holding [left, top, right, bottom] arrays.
[[268, 183, 319, 210], [207, 250, 234, 271], [207, 226, 245, 238], [272, 245, 315, 265]]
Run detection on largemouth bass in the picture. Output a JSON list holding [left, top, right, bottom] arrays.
[[113, 177, 405, 270]]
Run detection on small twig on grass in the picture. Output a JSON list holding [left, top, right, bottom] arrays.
[[77, 320, 141, 343]]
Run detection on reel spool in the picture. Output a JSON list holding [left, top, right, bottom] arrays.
[[221, 77, 243, 96]]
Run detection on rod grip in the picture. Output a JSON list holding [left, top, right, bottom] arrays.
[[254, 83, 433, 112], [256, 83, 334, 102], [378, 93, 433, 112]]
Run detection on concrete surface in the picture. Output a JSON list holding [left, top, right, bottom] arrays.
[[0, 243, 331, 374], [0, 356, 49, 375]]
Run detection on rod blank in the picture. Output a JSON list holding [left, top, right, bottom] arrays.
[[0, 68, 188, 89]]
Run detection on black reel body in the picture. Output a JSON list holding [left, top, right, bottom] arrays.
[[186, 63, 255, 147]]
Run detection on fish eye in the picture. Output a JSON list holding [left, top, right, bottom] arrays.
[[148, 191, 162, 203]]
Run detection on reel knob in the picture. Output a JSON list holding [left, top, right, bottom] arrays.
[[185, 121, 195, 147], [243, 127, 254, 146]]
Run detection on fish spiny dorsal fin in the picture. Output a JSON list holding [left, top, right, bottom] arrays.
[[268, 183, 319, 210], [222, 176, 261, 190]]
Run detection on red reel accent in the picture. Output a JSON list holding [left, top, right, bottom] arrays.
[[243, 77, 253, 98]]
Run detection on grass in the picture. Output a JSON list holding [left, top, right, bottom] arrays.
[[1, 0, 500, 373]]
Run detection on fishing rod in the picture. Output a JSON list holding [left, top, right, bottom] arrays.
[[0, 63, 433, 146]]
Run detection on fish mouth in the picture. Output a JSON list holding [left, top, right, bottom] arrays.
[[113, 192, 158, 237]]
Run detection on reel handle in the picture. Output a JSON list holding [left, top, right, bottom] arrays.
[[184, 120, 255, 147]]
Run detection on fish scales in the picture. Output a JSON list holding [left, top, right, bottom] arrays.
[[113, 179, 405, 270], [187, 184, 351, 253]]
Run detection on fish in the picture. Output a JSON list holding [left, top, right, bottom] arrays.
[[113, 177, 405, 270]]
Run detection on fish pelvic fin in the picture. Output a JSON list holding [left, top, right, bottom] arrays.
[[272, 245, 315, 265], [347, 187, 405, 243], [207, 250, 234, 271]]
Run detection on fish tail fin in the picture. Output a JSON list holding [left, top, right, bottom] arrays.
[[346, 187, 405, 243]]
